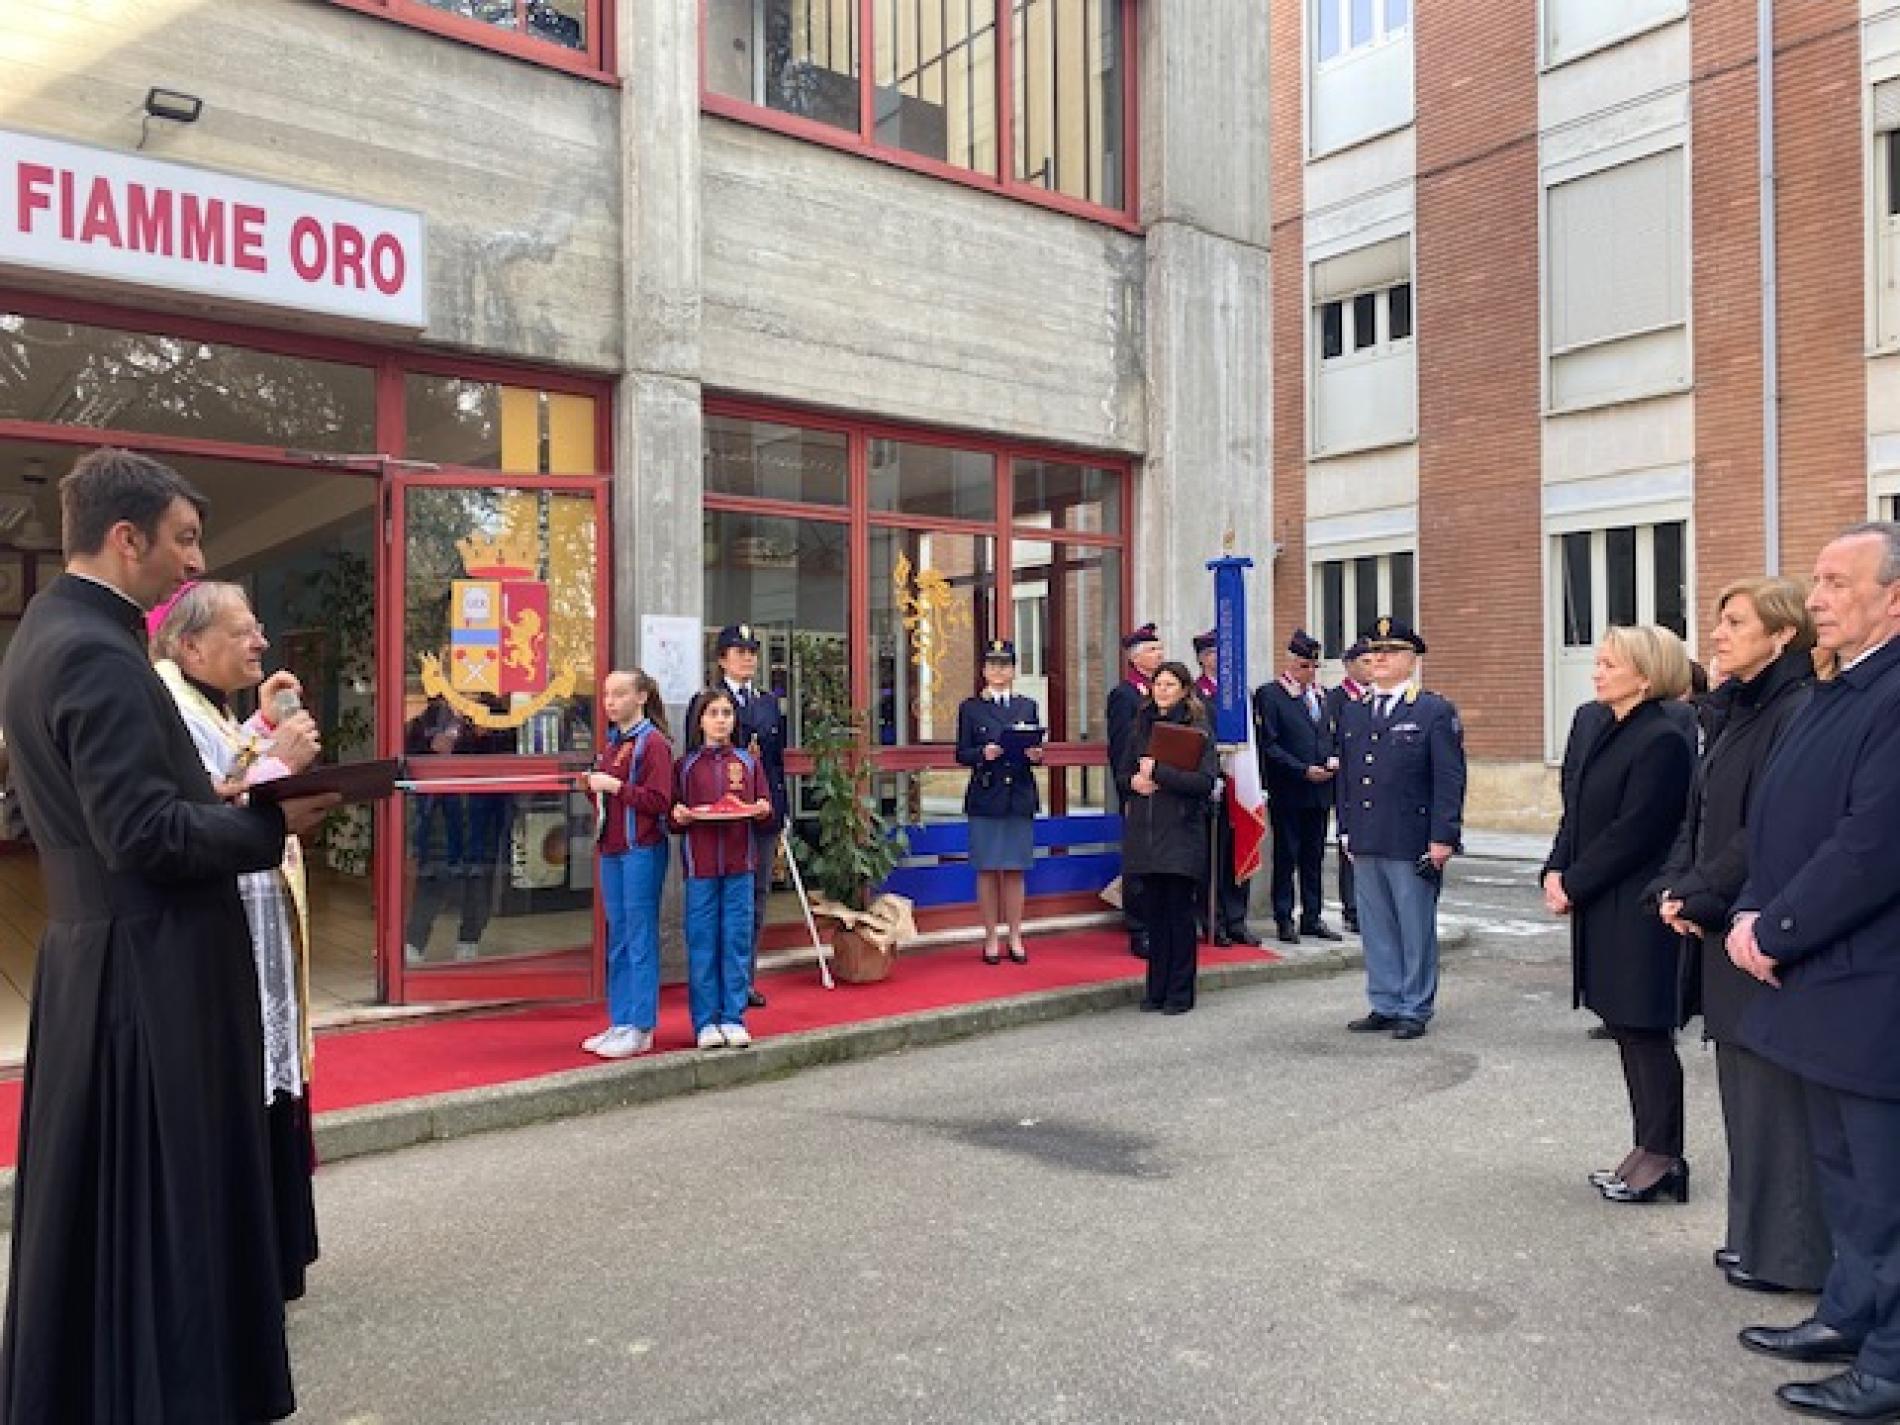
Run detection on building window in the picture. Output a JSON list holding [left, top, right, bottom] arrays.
[[1546, 148, 1689, 409], [1544, 0, 1685, 67], [1311, 237, 1416, 455], [1556, 521, 1688, 650], [1312, 549, 1414, 659], [333, 0, 609, 74], [702, 0, 1134, 223], [1884, 493, 1900, 521], [702, 402, 1131, 797], [1874, 87, 1900, 347], [1314, 0, 1410, 65]]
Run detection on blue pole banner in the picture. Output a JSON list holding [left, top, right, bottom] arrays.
[[1206, 554, 1254, 746]]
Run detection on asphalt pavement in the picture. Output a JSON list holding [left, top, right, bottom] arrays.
[[165, 850, 1820, 1425]]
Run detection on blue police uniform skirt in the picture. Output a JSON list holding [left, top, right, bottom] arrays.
[[969, 814, 1034, 872]]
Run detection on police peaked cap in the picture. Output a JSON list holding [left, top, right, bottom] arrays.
[[1361, 615, 1427, 655]]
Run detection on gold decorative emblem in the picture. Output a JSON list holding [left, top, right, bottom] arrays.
[[727, 759, 746, 792], [418, 518, 581, 730], [737, 622, 752, 642], [891, 550, 972, 688], [1376, 617, 1392, 639]]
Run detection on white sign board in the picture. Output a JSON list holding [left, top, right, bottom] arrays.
[[0, 128, 427, 330], [640, 615, 704, 709]]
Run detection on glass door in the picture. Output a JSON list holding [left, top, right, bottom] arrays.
[[381, 473, 610, 1003]]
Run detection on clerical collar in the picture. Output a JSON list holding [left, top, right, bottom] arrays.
[[182, 670, 233, 717], [66, 570, 145, 617]]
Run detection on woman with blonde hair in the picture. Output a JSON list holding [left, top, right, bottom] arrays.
[[1542, 624, 1697, 1204], [1649, 578, 1828, 1290]]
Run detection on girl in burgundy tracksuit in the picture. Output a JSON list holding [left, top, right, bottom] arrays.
[[580, 669, 674, 1059], [671, 689, 772, 1049]]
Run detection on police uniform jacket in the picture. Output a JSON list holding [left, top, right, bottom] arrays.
[[1541, 698, 1695, 1030], [1254, 680, 1332, 811], [1105, 674, 1148, 812], [956, 692, 1041, 820], [1738, 637, 1900, 1100], [1114, 703, 1218, 882], [726, 680, 788, 834], [1334, 687, 1467, 861]]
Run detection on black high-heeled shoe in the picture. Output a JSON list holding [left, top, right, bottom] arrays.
[[981, 943, 1002, 966], [1600, 1159, 1690, 1204]]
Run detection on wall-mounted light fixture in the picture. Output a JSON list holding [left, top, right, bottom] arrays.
[[143, 87, 203, 124]]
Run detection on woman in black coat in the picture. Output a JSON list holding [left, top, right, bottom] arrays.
[[1117, 661, 1218, 1015], [1648, 579, 1829, 1290], [1542, 625, 1696, 1204]]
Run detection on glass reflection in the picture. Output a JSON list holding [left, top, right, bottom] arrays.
[[1012, 457, 1121, 534], [703, 414, 847, 505], [406, 377, 598, 474], [1009, 536, 1118, 744], [0, 313, 374, 452], [705, 0, 863, 132], [873, 0, 999, 173], [869, 439, 995, 521], [871, 527, 996, 746]]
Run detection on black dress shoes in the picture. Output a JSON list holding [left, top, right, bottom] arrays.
[[1347, 1012, 1398, 1032], [747, 989, 767, 1009], [1587, 1024, 1615, 1041], [1726, 1265, 1797, 1294], [1343, 913, 1359, 933], [1599, 1159, 1689, 1204], [1740, 1319, 1863, 1364], [1391, 1019, 1427, 1040], [1775, 1368, 1900, 1421], [1275, 921, 1301, 945], [1129, 934, 1150, 961], [1301, 921, 1344, 943], [1227, 925, 1263, 947], [1715, 1247, 1742, 1270], [1212, 929, 1233, 947]]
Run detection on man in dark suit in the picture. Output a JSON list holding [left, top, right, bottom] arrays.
[[0, 449, 336, 1422], [1728, 523, 1900, 1423], [1107, 623, 1162, 958], [1253, 630, 1339, 944], [714, 623, 788, 1009], [1325, 640, 1373, 932], [1334, 616, 1466, 1040], [1194, 630, 1260, 947]]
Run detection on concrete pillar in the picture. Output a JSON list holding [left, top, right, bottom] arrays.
[[614, 0, 703, 685], [1138, 0, 1274, 681]]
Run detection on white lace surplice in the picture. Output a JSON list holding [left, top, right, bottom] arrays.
[[167, 686, 305, 1103]]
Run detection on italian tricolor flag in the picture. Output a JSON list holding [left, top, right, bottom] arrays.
[[1223, 741, 1268, 883]]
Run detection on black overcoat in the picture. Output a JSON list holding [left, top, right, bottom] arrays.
[[0, 575, 296, 1424], [1739, 637, 1900, 1100], [1646, 647, 1813, 1042], [1543, 698, 1695, 1030], [1115, 704, 1217, 881], [955, 692, 1041, 820]]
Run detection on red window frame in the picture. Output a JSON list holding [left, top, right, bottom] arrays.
[[327, 0, 618, 83], [701, 393, 1134, 788], [697, 0, 1141, 231]]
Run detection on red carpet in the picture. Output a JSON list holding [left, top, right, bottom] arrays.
[[0, 930, 1279, 1168]]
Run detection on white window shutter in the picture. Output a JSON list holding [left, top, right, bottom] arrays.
[[1548, 149, 1685, 353], [1312, 237, 1410, 304], [1876, 78, 1900, 135]]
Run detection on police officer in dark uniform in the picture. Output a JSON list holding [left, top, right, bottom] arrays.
[[1194, 630, 1260, 946], [956, 639, 1044, 963], [1334, 616, 1466, 1040], [713, 623, 787, 1009], [1107, 623, 1162, 958], [1326, 640, 1373, 932], [1253, 630, 1340, 945]]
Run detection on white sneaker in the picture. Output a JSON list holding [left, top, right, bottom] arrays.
[[596, 1026, 651, 1060], [696, 1024, 727, 1051], [404, 943, 425, 967], [721, 1023, 752, 1049], [454, 940, 480, 962], [581, 1028, 614, 1053]]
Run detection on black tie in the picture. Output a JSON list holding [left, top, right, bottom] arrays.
[[736, 684, 751, 709]]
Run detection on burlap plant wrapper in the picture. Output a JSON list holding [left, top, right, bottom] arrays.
[[809, 892, 917, 983]]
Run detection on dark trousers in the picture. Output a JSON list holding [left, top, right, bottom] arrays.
[[1715, 1042, 1830, 1289], [1197, 810, 1251, 936], [1612, 1028, 1683, 1159], [1122, 874, 1147, 943], [1805, 1081, 1900, 1378], [1142, 874, 1199, 1011], [1338, 840, 1356, 924], [1269, 801, 1327, 927]]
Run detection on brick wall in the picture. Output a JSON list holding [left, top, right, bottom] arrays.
[[1773, 1, 1866, 576], [1268, 0, 1308, 669], [1414, 0, 1543, 759]]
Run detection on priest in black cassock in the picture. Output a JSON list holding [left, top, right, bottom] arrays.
[[0, 448, 336, 1424]]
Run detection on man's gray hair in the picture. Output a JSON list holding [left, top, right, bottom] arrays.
[[1835, 521, 1900, 585], [149, 581, 249, 663]]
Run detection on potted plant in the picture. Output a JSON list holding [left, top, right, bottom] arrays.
[[793, 702, 912, 983]]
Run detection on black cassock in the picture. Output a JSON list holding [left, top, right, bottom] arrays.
[[0, 575, 295, 1424]]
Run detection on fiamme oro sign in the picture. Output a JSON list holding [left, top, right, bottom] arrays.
[[0, 127, 427, 331]]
